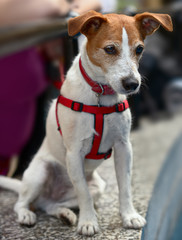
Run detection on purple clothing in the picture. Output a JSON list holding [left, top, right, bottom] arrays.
[[0, 48, 48, 158]]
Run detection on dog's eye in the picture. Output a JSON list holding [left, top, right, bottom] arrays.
[[136, 45, 144, 55], [104, 45, 116, 55]]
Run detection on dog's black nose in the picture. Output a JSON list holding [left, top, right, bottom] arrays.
[[122, 78, 139, 91]]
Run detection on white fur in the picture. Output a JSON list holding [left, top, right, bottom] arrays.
[[0, 27, 146, 236], [106, 28, 141, 94]]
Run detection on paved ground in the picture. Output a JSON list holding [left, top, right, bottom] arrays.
[[0, 114, 182, 240]]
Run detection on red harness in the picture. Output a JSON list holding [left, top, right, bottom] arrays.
[[56, 58, 129, 160]]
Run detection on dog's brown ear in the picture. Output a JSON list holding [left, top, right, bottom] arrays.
[[134, 12, 173, 39], [68, 10, 108, 37]]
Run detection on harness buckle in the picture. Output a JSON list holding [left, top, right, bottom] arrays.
[[104, 149, 112, 160], [95, 83, 104, 107], [123, 101, 126, 110], [115, 102, 125, 112], [71, 101, 83, 112]]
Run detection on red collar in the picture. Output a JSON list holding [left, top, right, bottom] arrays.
[[79, 57, 115, 95]]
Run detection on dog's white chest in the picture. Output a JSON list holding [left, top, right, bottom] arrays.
[[80, 109, 131, 155], [98, 110, 131, 151], [81, 109, 131, 171]]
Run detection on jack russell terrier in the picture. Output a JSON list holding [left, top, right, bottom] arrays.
[[0, 10, 172, 236]]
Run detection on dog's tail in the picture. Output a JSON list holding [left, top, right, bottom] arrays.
[[0, 176, 22, 193]]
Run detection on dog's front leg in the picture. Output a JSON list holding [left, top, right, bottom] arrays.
[[114, 140, 146, 229], [66, 150, 99, 236]]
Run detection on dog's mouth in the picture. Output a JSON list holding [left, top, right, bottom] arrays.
[[124, 86, 140, 95], [109, 83, 140, 96], [107, 75, 141, 96]]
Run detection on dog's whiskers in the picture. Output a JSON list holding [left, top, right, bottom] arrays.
[[141, 75, 149, 90]]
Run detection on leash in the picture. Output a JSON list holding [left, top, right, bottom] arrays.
[[56, 57, 129, 160]]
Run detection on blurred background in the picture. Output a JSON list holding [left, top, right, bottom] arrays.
[[0, 1, 182, 239], [0, 0, 181, 178]]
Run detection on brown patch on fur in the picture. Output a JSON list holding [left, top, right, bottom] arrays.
[[68, 10, 107, 37], [85, 14, 145, 70], [86, 14, 123, 69], [68, 11, 173, 71], [134, 12, 173, 39]]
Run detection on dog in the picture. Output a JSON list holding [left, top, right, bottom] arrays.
[[0, 10, 172, 236]]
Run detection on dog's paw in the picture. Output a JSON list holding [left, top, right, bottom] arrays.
[[122, 211, 146, 229], [77, 220, 100, 236], [18, 209, 36, 226], [57, 208, 77, 225]]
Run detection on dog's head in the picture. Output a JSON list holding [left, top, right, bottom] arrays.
[[68, 11, 173, 95]]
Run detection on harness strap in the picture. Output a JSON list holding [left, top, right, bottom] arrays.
[[85, 113, 112, 160], [56, 95, 129, 160], [57, 95, 129, 114]]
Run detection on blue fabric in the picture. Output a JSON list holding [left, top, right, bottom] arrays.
[[142, 133, 182, 240]]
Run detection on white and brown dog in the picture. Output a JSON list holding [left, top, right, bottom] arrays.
[[0, 11, 172, 236]]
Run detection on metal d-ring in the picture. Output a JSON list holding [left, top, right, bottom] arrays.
[[99, 83, 104, 95], [96, 83, 104, 107]]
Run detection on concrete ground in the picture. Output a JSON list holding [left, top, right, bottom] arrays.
[[0, 114, 182, 240]]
